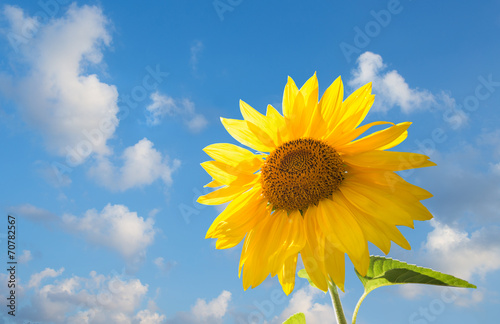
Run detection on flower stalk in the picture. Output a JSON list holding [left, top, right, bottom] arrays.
[[328, 281, 348, 324]]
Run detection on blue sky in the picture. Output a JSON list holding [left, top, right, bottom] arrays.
[[0, 0, 499, 323]]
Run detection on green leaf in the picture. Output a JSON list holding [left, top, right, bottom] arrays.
[[297, 269, 318, 289], [357, 256, 476, 294], [351, 256, 477, 323], [283, 312, 306, 324]]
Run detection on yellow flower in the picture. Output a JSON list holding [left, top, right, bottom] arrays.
[[198, 73, 435, 295]]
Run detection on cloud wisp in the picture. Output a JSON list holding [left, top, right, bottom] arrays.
[[146, 91, 208, 133]]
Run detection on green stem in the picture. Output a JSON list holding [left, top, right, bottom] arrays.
[[328, 281, 348, 324], [352, 292, 368, 324]]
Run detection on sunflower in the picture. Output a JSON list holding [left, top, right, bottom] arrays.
[[198, 73, 434, 295]]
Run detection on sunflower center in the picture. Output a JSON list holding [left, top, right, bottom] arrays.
[[261, 138, 345, 211]]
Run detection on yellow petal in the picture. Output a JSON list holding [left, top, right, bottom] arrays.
[[348, 171, 433, 200], [343, 151, 436, 171], [374, 221, 411, 250], [385, 172, 434, 200], [204, 179, 223, 188], [317, 198, 369, 276], [203, 143, 261, 167], [240, 230, 270, 289], [301, 205, 329, 292], [300, 73, 319, 122], [278, 254, 299, 296], [325, 121, 393, 147], [322, 240, 346, 291], [282, 76, 299, 118], [221, 118, 275, 152], [337, 193, 391, 254], [339, 122, 412, 155], [266, 104, 290, 144], [201, 161, 259, 186], [206, 184, 268, 239], [338, 191, 411, 250], [215, 236, 244, 249], [300, 243, 328, 292], [269, 210, 306, 277], [338, 82, 374, 130], [240, 213, 285, 290], [197, 183, 253, 205], [300, 72, 319, 108], [340, 181, 415, 227], [240, 100, 280, 147], [285, 91, 306, 139], [319, 76, 344, 130], [246, 119, 277, 149]]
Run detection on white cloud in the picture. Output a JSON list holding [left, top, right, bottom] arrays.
[[186, 113, 209, 133], [190, 40, 203, 72], [135, 309, 167, 324], [266, 286, 335, 324], [62, 204, 156, 263], [10, 203, 158, 264], [35, 161, 72, 187], [28, 267, 64, 288], [18, 249, 33, 263], [348, 52, 465, 126], [419, 147, 500, 224], [10, 203, 58, 222], [477, 129, 500, 158], [397, 219, 500, 305], [491, 162, 500, 176], [166, 290, 231, 324], [0, 4, 119, 165], [191, 290, 231, 321], [88, 138, 181, 191], [153, 257, 177, 274], [422, 220, 500, 281], [14, 269, 163, 324], [349, 52, 434, 113], [2, 5, 39, 49], [146, 92, 208, 133]]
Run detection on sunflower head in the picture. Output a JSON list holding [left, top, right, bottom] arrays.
[[261, 138, 346, 211], [198, 73, 435, 295]]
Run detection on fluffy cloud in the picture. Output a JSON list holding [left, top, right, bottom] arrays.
[[135, 309, 167, 324], [349, 52, 435, 113], [191, 290, 231, 320], [398, 220, 499, 306], [2, 5, 39, 48], [88, 138, 181, 191], [12, 203, 158, 264], [348, 52, 466, 127], [266, 286, 335, 324], [2, 5, 181, 192], [28, 267, 64, 288], [9, 269, 163, 324], [146, 92, 208, 133], [62, 204, 157, 263], [0, 4, 119, 164], [422, 220, 500, 281], [166, 290, 231, 324]]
